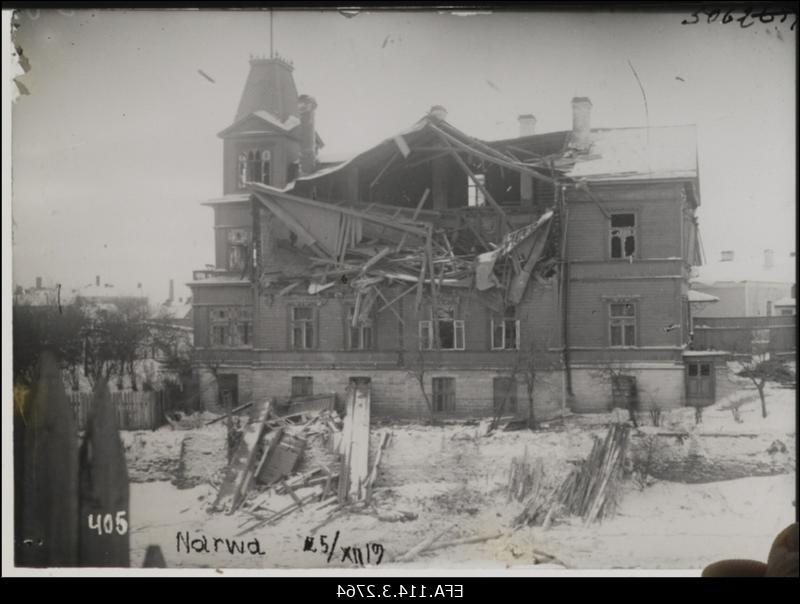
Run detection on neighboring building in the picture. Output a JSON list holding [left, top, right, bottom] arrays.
[[13, 277, 63, 307], [190, 54, 711, 417], [692, 249, 795, 317], [773, 297, 796, 316]]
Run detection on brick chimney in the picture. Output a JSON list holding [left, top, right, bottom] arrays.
[[518, 114, 536, 137], [720, 250, 734, 262], [570, 97, 592, 150], [763, 248, 774, 269], [168, 279, 174, 304], [95, 275, 100, 286], [429, 105, 448, 121], [297, 94, 318, 176], [35, 276, 42, 289]]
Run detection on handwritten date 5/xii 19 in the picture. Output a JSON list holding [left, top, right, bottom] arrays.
[[304, 531, 385, 566], [682, 7, 797, 30]]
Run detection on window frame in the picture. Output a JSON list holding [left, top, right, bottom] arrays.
[[290, 305, 317, 350], [419, 306, 465, 351], [346, 305, 374, 351], [208, 306, 253, 348], [608, 300, 637, 348], [608, 212, 637, 260], [432, 377, 456, 413], [237, 148, 272, 189], [291, 376, 314, 398], [491, 307, 520, 350], [467, 174, 486, 208], [493, 376, 518, 414]]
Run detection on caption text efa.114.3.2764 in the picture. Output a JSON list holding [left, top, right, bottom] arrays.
[[336, 584, 464, 598]]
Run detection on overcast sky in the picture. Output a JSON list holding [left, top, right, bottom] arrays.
[[9, 8, 797, 303]]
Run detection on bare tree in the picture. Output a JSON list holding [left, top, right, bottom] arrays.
[[409, 347, 435, 423], [737, 353, 795, 419]]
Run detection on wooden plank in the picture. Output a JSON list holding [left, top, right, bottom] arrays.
[[205, 401, 254, 425], [78, 381, 130, 567], [19, 352, 79, 567], [341, 381, 371, 502], [211, 398, 272, 514]]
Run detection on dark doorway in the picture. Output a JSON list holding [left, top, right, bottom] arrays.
[[218, 373, 239, 410], [686, 361, 715, 406]]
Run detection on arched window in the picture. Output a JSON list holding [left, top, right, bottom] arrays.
[[237, 149, 272, 188]]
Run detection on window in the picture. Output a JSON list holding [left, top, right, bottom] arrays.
[[209, 307, 253, 348], [493, 377, 517, 413], [210, 308, 230, 347], [291, 306, 316, 349], [609, 301, 636, 347], [491, 306, 520, 350], [347, 306, 373, 350], [467, 174, 486, 207], [227, 228, 251, 272], [234, 307, 253, 346], [432, 377, 456, 413], [610, 213, 636, 259], [237, 149, 271, 188], [780, 308, 795, 316], [291, 376, 313, 398], [419, 306, 465, 350]]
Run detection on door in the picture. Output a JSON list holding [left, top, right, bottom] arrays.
[[685, 361, 715, 405], [218, 373, 239, 410]]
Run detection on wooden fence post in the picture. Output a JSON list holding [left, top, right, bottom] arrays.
[[78, 380, 131, 567], [18, 351, 79, 567]]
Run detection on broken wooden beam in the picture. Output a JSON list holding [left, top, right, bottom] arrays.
[[205, 401, 254, 425]]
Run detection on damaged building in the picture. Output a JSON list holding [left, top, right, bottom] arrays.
[[189, 54, 715, 418]]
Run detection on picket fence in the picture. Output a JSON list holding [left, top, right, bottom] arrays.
[[70, 390, 165, 431]]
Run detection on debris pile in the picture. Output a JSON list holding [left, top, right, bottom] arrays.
[[206, 383, 390, 535], [515, 423, 631, 528]]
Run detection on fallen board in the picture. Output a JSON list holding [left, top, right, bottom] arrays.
[[211, 399, 272, 514]]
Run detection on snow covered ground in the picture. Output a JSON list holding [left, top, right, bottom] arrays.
[[126, 382, 796, 571]]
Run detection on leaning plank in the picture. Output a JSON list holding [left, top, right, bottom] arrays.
[[211, 398, 272, 514], [18, 352, 79, 567], [205, 401, 254, 425], [78, 380, 131, 567], [421, 531, 503, 555], [392, 523, 457, 563]]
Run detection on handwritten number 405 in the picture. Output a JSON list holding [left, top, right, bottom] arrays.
[[682, 9, 797, 30], [87, 511, 128, 536]]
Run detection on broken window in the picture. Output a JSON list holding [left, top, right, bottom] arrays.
[[209, 307, 252, 348], [493, 376, 517, 413], [610, 213, 636, 259], [467, 174, 486, 207], [291, 306, 316, 350], [609, 301, 636, 347], [347, 306, 373, 350], [432, 377, 456, 413], [491, 306, 520, 350], [291, 376, 313, 398], [237, 149, 271, 188], [420, 306, 465, 350]]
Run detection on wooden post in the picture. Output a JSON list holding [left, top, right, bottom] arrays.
[[78, 380, 131, 567], [18, 352, 80, 567]]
